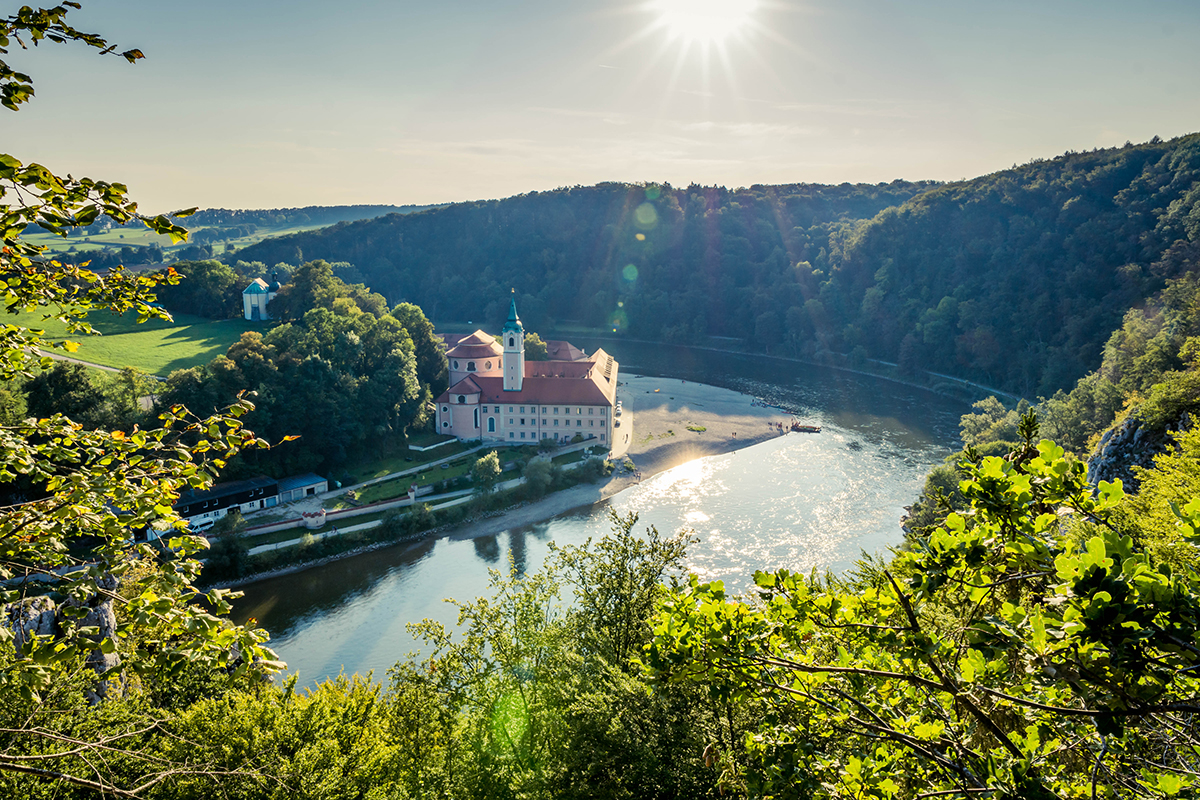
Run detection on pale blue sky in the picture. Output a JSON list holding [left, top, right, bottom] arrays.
[[2, 0, 1197, 211]]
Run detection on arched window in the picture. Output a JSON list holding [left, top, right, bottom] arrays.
[[457, 395, 466, 404], [508, 337, 515, 347], [474, 408, 480, 428], [467, 361, 476, 372], [488, 417, 495, 432]]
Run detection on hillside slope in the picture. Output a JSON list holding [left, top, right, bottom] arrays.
[[238, 134, 1200, 396]]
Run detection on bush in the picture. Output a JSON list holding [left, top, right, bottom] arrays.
[[201, 511, 249, 581]]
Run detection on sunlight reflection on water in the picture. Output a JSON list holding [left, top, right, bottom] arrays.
[[233, 342, 968, 682]]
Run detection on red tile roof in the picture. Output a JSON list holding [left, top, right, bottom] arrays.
[[446, 329, 502, 359], [445, 376, 483, 395], [437, 348, 618, 407], [526, 361, 594, 379], [544, 340, 586, 361]]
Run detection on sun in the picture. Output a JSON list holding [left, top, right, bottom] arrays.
[[652, 0, 758, 45]]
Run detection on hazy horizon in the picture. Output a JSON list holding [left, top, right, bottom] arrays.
[[4, 0, 1198, 212]]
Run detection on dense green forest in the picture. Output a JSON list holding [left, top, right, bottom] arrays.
[[238, 135, 1200, 397], [182, 204, 437, 229]]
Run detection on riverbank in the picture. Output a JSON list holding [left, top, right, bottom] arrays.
[[381, 376, 792, 545], [217, 375, 796, 587], [564, 332, 1024, 404]]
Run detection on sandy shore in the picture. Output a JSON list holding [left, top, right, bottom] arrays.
[[616, 373, 788, 473]]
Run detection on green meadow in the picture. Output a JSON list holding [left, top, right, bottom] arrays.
[[13, 309, 258, 376], [24, 222, 339, 258]]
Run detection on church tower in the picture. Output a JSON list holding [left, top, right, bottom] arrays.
[[502, 294, 524, 392]]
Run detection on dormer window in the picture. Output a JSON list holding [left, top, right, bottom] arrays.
[[457, 395, 466, 404]]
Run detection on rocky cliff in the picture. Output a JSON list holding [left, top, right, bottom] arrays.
[[1087, 411, 1194, 493]]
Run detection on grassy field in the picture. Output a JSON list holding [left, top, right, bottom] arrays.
[[344, 441, 473, 484], [15, 309, 257, 375], [24, 222, 340, 259]]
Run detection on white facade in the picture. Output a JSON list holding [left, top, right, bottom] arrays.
[[242, 277, 279, 321]]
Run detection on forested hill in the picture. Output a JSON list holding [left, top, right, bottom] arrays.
[[184, 203, 439, 228], [236, 134, 1200, 396], [235, 179, 935, 339]]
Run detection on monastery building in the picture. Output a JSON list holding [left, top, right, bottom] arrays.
[[434, 299, 619, 450]]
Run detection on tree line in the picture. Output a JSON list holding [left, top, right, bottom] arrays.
[[235, 137, 1200, 397]]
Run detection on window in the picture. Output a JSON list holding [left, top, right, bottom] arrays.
[[509, 432, 514, 439], [520, 406, 525, 413], [520, 432, 525, 439], [486, 361, 492, 370], [474, 408, 480, 428], [542, 419, 547, 426], [577, 420, 582, 427], [553, 407, 559, 414], [554, 419, 559, 426], [576, 407, 582, 415], [590, 420, 594, 426], [467, 361, 476, 372], [508, 406, 514, 412], [509, 419, 514, 425], [442, 421, 449, 428], [488, 417, 495, 432], [442, 406, 448, 413], [520, 418, 525, 425], [600, 434, 605, 441], [600, 408, 606, 416], [589, 408, 594, 415], [542, 407, 547, 413], [453, 360, 459, 369], [509, 337, 515, 347], [457, 395, 466, 404]]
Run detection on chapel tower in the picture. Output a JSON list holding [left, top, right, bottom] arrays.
[[502, 294, 524, 391]]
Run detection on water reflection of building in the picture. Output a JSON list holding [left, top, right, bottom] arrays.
[[434, 297, 619, 450]]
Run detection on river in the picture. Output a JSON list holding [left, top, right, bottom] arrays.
[[231, 341, 969, 683]]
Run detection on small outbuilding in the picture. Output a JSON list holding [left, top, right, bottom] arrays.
[[242, 274, 281, 321], [277, 473, 328, 503]]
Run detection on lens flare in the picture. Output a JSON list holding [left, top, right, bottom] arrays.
[[634, 202, 658, 228], [623, 264, 640, 282], [653, 0, 758, 44]]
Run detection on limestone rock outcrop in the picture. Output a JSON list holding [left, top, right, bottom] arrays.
[[1087, 411, 1194, 494], [4, 595, 59, 650]]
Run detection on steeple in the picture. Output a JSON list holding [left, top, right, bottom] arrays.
[[502, 291, 524, 391], [502, 292, 522, 333]]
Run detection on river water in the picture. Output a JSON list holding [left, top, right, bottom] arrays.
[[231, 341, 968, 683]]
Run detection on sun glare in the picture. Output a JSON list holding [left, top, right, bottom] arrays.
[[654, 0, 758, 45]]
